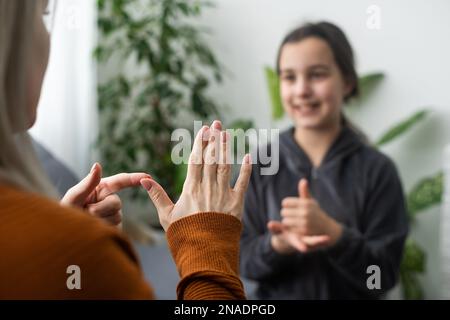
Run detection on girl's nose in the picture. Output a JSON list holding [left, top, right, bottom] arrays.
[[294, 77, 313, 98]]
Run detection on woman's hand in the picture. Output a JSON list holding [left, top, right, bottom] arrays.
[[61, 163, 151, 226], [268, 179, 342, 253], [140, 121, 252, 231]]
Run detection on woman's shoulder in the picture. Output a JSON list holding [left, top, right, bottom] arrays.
[[0, 184, 151, 299], [0, 184, 132, 253], [1, 184, 101, 222]]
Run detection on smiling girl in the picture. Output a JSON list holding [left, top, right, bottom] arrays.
[[240, 22, 409, 299]]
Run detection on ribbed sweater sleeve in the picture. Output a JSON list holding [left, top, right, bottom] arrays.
[[166, 212, 246, 300]]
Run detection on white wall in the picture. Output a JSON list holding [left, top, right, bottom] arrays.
[[198, 0, 450, 298]]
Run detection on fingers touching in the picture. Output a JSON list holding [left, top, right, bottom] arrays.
[[98, 172, 152, 198], [61, 163, 102, 207]]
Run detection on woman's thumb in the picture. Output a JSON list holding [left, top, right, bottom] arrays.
[[61, 163, 102, 207]]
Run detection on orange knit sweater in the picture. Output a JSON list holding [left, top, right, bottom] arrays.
[[0, 185, 245, 300]]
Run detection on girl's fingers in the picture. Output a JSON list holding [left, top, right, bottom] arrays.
[[281, 197, 300, 208], [267, 220, 285, 235], [298, 178, 311, 199], [280, 207, 300, 218], [301, 235, 331, 247], [291, 238, 308, 252], [281, 216, 302, 228], [291, 235, 330, 252]]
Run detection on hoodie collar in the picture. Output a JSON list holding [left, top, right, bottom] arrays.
[[279, 125, 364, 173]]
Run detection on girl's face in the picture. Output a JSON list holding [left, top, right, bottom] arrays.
[[279, 37, 352, 131], [26, 0, 51, 129]]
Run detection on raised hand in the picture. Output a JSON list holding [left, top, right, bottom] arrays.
[[267, 178, 342, 253], [61, 163, 151, 226], [140, 121, 252, 231]]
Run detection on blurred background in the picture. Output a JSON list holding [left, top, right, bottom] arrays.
[[30, 0, 450, 299]]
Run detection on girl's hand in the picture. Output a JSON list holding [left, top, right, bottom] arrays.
[[268, 179, 342, 253], [61, 163, 151, 226], [140, 121, 252, 231]]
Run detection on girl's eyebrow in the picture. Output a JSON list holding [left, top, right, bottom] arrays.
[[280, 63, 330, 72], [279, 67, 297, 74], [279, 64, 330, 74], [308, 64, 330, 70]]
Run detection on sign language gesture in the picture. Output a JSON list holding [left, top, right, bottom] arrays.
[[267, 179, 343, 253], [61, 163, 151, 226], [140, 121, 252, 231]]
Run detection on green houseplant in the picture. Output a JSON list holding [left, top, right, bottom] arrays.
[[373, 107, 442, 300], [95, 0, 226, 202], [265, 67, 443, 299]]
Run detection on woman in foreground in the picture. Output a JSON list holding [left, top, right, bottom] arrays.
[[0, 0, 251, 299]]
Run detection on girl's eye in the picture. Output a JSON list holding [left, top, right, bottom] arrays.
[[281, 75, 296, 82], [310, 72, 327, 80]]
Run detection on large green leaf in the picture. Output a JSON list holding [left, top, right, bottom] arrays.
[[401, 237, 426, 272], [401, 271, 424, 300], [346, 72, 384, 107], [407, 171, 443, 219], [375, 109, 430, 147], [400, 237, 426, 299], [264, 66, 284, 120], [358, 72, 385, 99]]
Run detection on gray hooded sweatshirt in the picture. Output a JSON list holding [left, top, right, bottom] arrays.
[[240, 126, 409, 299]]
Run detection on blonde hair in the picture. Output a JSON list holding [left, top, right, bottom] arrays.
[[0, 0, 58, 198]]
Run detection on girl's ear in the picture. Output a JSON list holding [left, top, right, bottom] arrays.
[[343, 78, 355, 98]]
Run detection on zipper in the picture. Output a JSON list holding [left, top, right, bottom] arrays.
[[309, 167, 319, 197], [311, 167, 319, 180]]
